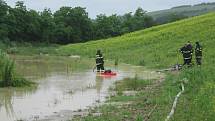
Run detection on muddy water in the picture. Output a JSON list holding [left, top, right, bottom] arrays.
[[0, 56, 162, 121]]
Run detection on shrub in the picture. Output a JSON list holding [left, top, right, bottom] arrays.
[[0, 49, 34, 87]]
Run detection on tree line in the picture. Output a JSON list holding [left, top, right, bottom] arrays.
[[0, 0, 155, 44]]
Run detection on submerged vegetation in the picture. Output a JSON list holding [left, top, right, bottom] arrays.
[[114, 78, 152, 93], [0, 50, 35, 87]]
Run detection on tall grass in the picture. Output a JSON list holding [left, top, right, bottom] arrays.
[[0, 49, 34, 87], [0, 50, 14, 87], [2, 59, 15, 86], [114, 78, 152, 93]]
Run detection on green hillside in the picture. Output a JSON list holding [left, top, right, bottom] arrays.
[[60, 12, 215, 69], [148, 2, 215, 24], [60, 12, 215, 120]]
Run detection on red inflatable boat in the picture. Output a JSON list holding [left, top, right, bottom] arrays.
[[100, 72, 117, 76], [97, 70, 117, 76]]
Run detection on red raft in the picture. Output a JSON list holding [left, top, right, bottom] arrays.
[[97, 70, 117, 76], [100, 72, 117, 76]]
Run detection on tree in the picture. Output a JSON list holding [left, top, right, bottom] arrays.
[[1, 1, 156, 45], [40, 8, 56, 43], [25, 10, 42, 42], [155, 13, 187, 24], [53, 7, 93, 44], [54, 23, 76, 44], [0, 0, 9, 41], [121, 12, 135, 33], [94, 14, 122, 39], [0, 0, 8, 17], [15, 1, 26, 10], [134, 7, 146, 17], [7, 1, 28, 42], [120, 8, 155, 33], [133, 7, 154, 30], [7, 1, 43, 42]]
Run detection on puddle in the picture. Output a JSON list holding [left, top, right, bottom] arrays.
[[0, 56, 162, 121]]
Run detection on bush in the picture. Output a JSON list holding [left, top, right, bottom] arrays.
[[1, 59, 15, 86], [0, 49, 34, 87]]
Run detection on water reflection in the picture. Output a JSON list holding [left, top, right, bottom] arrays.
[[0, 87, 37, 121], [95, 76, 104, 94], [0, 56, 162, 121]]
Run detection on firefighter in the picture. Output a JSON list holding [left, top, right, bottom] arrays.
[[180, 43, 192, 67], [187, 41, 193, 60], [195, 42, 202, 65], [96, 50, 105, 72]]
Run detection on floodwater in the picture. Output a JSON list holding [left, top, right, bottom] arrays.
[[0, 56, 162, 121]]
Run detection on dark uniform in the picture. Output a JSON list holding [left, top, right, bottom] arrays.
[[195, 42, 202, 65], [180, 44, 192, 66], [187, 42, 193, 59], [96, 50, 105, 72]]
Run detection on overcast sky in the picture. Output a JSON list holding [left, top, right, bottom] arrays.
[[5, 0, 215, 18]]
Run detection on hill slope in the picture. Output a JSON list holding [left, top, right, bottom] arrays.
[[60, 13, 215, 120], [148, 2, 215, 24], [60, 12, 215, 68]]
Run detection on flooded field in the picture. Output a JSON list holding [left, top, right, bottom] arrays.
[[0, 56, 162, 121]]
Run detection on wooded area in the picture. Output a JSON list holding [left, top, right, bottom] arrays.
[[0, 0, 155, 44]]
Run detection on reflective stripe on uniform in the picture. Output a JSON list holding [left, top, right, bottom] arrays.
[[184, 57, 191, 60], [96, 63, 102, 65], [196, 56, 202, 59], [183, 51, 191, 53], [96, 57, 103, 59]]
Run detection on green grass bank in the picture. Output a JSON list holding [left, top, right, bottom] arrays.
[[60, 13, 215, 120], [59, 12, 215, 69]]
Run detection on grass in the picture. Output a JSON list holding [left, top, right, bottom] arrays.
[[1, 12, 215, 120], [74, 78, 156, 121], [11, 55, 95, 73], [113, 77, 152, 94], [60, 12, 215, 120], [59, 12, 215, 69], [170, 67, 215, 121], [0, 41, 59, 56], [0, 49, 35, 87], [74, 66, 214, 121]]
